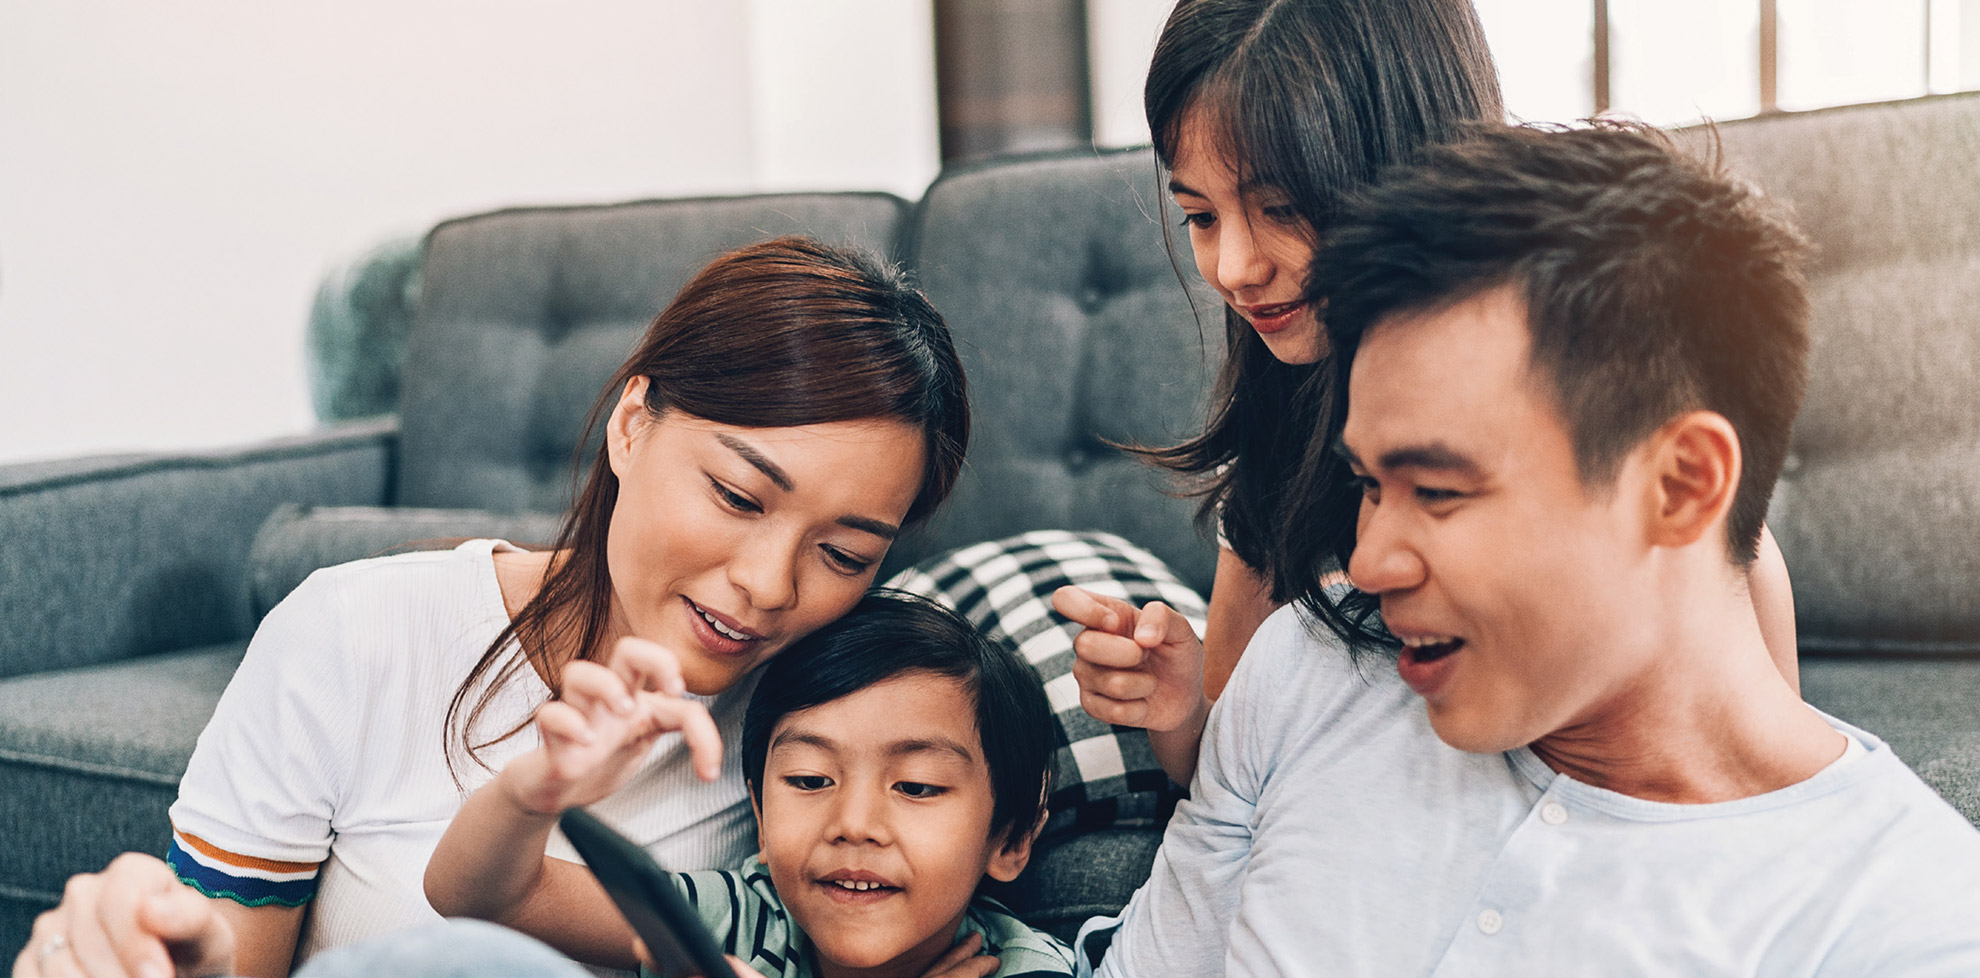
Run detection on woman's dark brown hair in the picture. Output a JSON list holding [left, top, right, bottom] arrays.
[[1136, 0, 1502, 634], [446, 236, 969, 774]]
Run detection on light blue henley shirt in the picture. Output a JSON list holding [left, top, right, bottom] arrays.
[[1093, 607, 1980, 976]]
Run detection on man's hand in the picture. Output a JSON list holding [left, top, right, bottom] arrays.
[[1053, 586, 1209, 733], [13, 853, 236, 978], [502, 637, 725, 817]]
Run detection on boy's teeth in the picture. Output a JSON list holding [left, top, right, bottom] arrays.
[[833, 880, 883, 891]]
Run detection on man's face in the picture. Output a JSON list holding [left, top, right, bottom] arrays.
[[1339, 286, 1657, 754]]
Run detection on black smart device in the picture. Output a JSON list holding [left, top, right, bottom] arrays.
[[558, 807, 734, 978]]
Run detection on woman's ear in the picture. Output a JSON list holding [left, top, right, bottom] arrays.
[[1644, 410, 1742, 553], [605, 376, 653, 477]]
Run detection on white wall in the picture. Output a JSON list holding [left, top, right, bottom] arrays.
[[747, 0, 941, 198], [1088, 0, 1172, 147], [0, 1, 938, 463]]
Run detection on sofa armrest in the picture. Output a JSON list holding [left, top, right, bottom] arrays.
[[0, 418, 399, 679]]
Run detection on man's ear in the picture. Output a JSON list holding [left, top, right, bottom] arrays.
[[1644, 410, 1742, 551], [605, 376, 653, 477]]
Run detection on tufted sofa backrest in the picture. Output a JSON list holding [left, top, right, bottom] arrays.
[[398, 194, 911, 513], [1684, 93, 1980, 654], [889, 149, 1225, 592]]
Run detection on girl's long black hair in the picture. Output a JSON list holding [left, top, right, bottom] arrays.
[[1135, 0, 1502, 651]]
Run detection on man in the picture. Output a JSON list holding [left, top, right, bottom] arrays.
[[1085, 123, 1980, 975]]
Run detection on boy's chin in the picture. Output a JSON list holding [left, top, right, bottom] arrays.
[[803, 905, 969, 975], [807, 931, 921, 973]]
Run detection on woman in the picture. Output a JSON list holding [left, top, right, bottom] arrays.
[[17, 236, 970, 978], [1055, 0, 1800, 781]]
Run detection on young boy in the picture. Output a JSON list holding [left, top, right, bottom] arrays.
[[426, 592, 1074, 978]]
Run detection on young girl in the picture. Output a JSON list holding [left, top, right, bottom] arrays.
[[426, 592, 1074, 978], [1054, 0, 1801, 783], [19, 237, 971, 978]]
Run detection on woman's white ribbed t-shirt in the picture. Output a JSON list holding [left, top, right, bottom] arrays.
[[167, 539, 757, 965]]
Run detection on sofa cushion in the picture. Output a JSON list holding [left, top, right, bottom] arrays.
[[886, 530, 1206, 841], [248, 504, 565, 617], [0, 642, 247, 954], [1801, 655, 1980, 826], [0, 422, 394, 680], [399, 193, 911, 515], [1689, 94, 1980, 654], [988, 828, 1163, 946], [892, 148, 1225, 594]]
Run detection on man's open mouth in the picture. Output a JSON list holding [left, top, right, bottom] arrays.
[[1400, 635, 1465, 664]]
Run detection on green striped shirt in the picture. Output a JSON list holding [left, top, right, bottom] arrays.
[[646, 856, 1074, 978]]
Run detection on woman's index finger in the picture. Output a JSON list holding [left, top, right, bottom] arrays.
[[608, 636, 687, 697], [560, 660, 634, 715]]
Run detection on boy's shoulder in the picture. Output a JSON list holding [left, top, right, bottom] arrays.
[[663, 860, 801, 975], [965, 894, 1076, 978]]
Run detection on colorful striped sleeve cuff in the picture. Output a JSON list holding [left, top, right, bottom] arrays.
[[165, 827, 321, 908]]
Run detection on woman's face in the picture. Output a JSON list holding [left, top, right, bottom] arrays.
[[603, 377, 927, 695], [1168, 107, 1326, 365]]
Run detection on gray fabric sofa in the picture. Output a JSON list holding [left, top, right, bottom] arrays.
[[5, 91, 1978, 959]]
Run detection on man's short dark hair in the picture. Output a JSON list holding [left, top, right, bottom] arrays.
[[740, 591, 1052, 851], [1283, 121, 1811, 647]]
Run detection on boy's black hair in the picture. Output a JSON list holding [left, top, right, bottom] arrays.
[[1284, 121, 1811, 651], [741, 591, 1053, 851]]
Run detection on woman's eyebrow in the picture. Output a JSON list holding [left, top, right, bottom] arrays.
[[715, 433, 794, 491], [839, 515, 899, 540], [714, 431, 901, 538]]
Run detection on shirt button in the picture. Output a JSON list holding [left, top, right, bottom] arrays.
[[1477, 909, 1504, 935], [1540, 802, 1568, 825]]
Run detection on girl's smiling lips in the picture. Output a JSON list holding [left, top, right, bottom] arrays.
[[1237, 299, 1309, 334], [684, 597, 764, 655]]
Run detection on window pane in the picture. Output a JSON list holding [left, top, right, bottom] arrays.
[[1610, 0, 1761, 125], [1473, 0, 1595, 122], [1778, 0, 1928, 110]]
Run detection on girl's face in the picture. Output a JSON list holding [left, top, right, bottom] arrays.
[[602, 377, 927, 695], [1168, 107, 1326, 365]]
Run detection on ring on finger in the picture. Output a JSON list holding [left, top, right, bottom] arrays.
[[37, 932, 72, 969]]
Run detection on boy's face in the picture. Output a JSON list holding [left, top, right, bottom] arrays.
[[1340, 286, 1659, 754], [753, 671, 1031, 975]]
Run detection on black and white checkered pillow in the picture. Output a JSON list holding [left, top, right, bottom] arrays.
[[885, 530, 1208, 838]]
